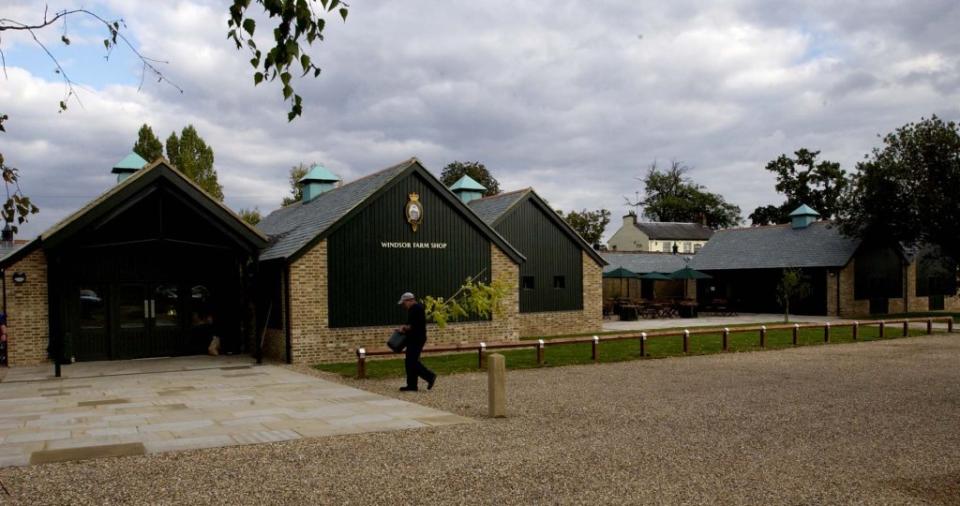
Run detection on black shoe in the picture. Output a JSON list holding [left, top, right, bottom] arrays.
[[427, 376, 436, 390], [399, 386, 418, 392]]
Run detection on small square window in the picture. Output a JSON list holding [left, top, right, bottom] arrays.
[[521, 276, 535, 290], [553, 276, 566, 289]]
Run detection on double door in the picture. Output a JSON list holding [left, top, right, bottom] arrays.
[[74, 281, 216, 361]]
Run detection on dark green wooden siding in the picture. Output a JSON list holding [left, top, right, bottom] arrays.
[[327, 172, 491, 327], [494, 199, 583, 313]]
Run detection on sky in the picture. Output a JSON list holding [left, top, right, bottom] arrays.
[[1, 0, 959, 241]]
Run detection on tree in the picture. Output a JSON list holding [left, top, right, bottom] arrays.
[[838, 115, 960, 262], [626, 160, 740, 229], [165, 125, 223, 200], [0, 1, 349, 231], [132, 124, 164, 163], [238, 207, 262, 226], [776, 268, 811, 323], [440, 161, 501, 196], [750, 149, 848, 225], [282, 163, 311, 206], [561, 209, 611, 246]]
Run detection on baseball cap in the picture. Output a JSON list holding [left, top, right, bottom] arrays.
[[397, 292, 416, 304]]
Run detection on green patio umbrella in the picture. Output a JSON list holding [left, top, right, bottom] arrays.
[[669, 266, 712, 280], [669, 266, 711, 300], [603, 267, 639, 278], [639, 272, 672, 280], [603, 267, 639, 298]]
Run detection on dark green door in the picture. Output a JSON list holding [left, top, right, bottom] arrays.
[[114, 284, 150, 359]]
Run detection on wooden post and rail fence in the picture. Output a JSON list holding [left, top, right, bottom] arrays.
[[353, 317, 954, 379]]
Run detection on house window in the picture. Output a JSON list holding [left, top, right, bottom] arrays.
[[521, 276, 535, 290], [553, 276, 566, 289], [683, 242, 692, 253], [661, 242, 670, 252], [694, 243, 702, 252]]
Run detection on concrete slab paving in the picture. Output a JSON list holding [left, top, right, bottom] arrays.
[[0, 356, 468, 467]]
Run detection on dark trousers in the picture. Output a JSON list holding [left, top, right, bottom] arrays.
[[404, 341, 435, 388]]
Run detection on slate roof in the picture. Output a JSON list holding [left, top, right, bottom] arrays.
[[258, 159, 414, 261], [632, 221, 714, 240], [689, 221, 861, 271], [468, 189, 607, 266], [467, 189, 530, 225], [257, 159, 525, 263], [601, 252, 690, 274]]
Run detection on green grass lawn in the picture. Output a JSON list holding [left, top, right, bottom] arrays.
[[314, 323, 936, 380]]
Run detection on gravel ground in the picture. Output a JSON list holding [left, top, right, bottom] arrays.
[[2, 335, 959, 505]]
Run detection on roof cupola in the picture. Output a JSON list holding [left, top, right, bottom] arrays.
[[299, 164, 341, 203], [449, 175, 486, 204], [789, 204, 820, 229], [111, 152, 149, 183]]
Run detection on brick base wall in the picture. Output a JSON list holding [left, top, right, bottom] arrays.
[[4, 248, 49, 366], [285, 240, 521, 364], [518, 251, 603, 337]]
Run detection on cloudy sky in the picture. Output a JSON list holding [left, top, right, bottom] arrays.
[[2, 0, 958, 240]]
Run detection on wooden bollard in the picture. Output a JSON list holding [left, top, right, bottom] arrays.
[[640, 332, 647, 358], [949, 319, 954, 333], [487, 353, 506, 418], [879, 321, 885, 338], [852, 321, 859, 340], [591, 335, 599, 364], [356, 348, 367, 379], [683, 330, 690, 353], [722, 327, 729, 351], [536, 339, 545, 366], [760, 325, 766, 348], [478, 342, 486, 369], [824, 322, 830, 343], [902, 321, 909, 337], [792, 323, 799, 346], [927, 318, 933, 335]]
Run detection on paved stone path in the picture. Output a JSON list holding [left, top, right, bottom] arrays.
[[0, 357, 468, 467]]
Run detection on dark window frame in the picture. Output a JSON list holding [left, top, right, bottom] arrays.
[[553, 275, 566, 289], [521, 276, 535, 290]]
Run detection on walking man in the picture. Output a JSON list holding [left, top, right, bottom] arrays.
[[397, 292, 437, 392]]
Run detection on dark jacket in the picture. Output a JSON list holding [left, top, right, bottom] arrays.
[[406, 302, 427, 347]]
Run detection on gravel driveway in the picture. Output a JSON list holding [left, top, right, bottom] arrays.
[[1, 334, 959, 504]]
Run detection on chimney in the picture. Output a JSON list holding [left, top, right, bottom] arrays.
[[789, 204, 820, 229], [449, 175, 486, 204], [623, 212, 637, 226], [299, 164, 341, 204], [111, 152, 149, 183]]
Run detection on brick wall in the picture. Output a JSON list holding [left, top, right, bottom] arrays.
[[283, 240, 521, 364], [4, 249, 49, 366], [518, 251, 603, 337]]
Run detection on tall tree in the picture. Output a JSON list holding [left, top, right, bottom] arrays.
[[440, 161, 501, 196], [0, 1, 349, 231], [238, 207, 262, 226], [282, 163, 311, 206], [626, 160, 740, 229], [165, 125, 223, 200], [838, 115, 960, 261], [750, 149, 848, 225], [132, 124, 164, 163], [561, 209, 611, 247]]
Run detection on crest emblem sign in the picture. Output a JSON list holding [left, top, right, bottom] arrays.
[[405, 193, 424, 232]]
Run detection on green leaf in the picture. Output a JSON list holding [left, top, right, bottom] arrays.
[[339, 7, 348, 21], [254, 72, 264, 85], [300, 54, 311, 72], [242, 18, 256, 36], [61, 35, 71, 45]]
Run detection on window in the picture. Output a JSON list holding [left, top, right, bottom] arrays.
[[661, 242, 670, 252], [694, 243, 702, 252], [553, 276, 566, 289], [521, 276, 535, 290], [683, 242, 692, 253]]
